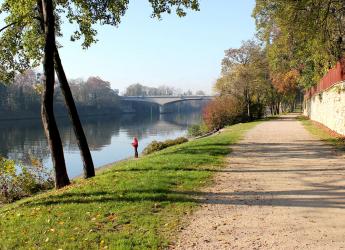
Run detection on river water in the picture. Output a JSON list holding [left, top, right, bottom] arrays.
[[0, 112, 201, 178]]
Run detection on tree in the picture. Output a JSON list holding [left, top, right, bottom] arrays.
[[40, 0, 70, 188], [0, 0, 200, 188], [124, 83, 180, 96], [215, 40, 273, 120], [203, 96, 243, 131], [195, 90, 205, 96], [253, 0, 345, 89], [124, 83, 147, 96], [271, 69, 299, 112], [54, 49, 95, 178]]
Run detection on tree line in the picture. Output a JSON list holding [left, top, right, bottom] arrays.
[[124, 83, 205, 96], [203, 39, 294, 131], [254, 0, 345, 89], [202, 0, 344, 131], [0, 70, 205, 119], [0, 70, 120, 118]]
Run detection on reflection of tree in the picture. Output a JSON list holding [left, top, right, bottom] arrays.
[[160, 112, 202, 127], [0, 111, 203, 166], [122, 111, 202, 139], [57, 116, 121, 151], [0, 119, 51, 164]]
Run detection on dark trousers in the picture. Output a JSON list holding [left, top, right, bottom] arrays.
[[134, 147, 138, 158]]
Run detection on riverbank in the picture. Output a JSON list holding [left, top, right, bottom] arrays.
[[0, 121, 260, 249]]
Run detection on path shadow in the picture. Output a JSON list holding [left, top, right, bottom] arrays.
[[23, 178, 345, 209]]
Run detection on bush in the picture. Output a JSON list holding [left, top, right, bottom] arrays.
[[187, 124, 210, 137], [203, 96, 243, 130], [0, 156, 54, 203], [143, 137, 188, 155]]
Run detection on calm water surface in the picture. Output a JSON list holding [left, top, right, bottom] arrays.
[[0, 112, 201, 178]]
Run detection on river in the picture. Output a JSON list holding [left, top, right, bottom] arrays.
[[0, 112, 202, 178]]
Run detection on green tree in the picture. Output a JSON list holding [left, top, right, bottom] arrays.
[[0, 0, 200, 188], [253, 0, 345, 88]]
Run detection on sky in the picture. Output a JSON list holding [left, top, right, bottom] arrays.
[[3, 0, 257, 95]]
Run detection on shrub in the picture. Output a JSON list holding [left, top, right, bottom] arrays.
[[187, 124, 210, 137], [143, 137, 188, 155], [0, 156, 54, 203], [203, 96, 243, 130]]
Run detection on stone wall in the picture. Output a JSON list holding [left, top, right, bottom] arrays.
[[304, 81, 345, 135]]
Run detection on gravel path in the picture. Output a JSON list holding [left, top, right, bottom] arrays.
[[172, 114, 345, 250]]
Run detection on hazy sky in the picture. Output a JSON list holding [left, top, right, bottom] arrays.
[[4, 1, 257, 94]]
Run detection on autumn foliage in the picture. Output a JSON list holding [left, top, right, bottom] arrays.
[[271, 70, 299, 95], [203, 96, 243, 130]]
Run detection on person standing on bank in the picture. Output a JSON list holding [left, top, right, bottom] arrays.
[[132, 137, 139, 158]]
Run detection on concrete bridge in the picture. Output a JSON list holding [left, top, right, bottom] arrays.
[[120, 95, 214, 113]]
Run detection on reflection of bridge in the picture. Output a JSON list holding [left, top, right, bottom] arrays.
[[120, 95, 214, 113]]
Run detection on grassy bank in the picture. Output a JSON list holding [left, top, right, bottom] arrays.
[[298, 116, 345, 151], [0, 121, 259, 250]]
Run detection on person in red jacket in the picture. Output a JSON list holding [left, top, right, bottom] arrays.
[[131, 137, 139, 158]]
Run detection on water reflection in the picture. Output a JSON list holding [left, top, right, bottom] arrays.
[[0, 112, 201, 177]]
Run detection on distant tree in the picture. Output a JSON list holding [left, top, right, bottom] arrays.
[[183, 90, 193, 96], [124, 83, 147, 96], [215, 40, 273, 120], [1, 74, 119, 116], [271, 70, 299, 112], [85, 77, 118, 108], [157, 85, 175, 96], [124, 84, 181, 96], [195, 90, 205, 95], [13, 70, 40, 111]]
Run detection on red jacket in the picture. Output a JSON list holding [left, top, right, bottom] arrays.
[[132, 137, 138, 147]]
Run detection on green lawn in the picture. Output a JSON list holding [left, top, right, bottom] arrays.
[[298, 116, 345, 151], [0, 121, 259, 250]]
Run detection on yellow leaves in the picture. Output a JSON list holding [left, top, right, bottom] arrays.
[[271, 69, 299, 94], [0, 156, 16, 175], [99, 239, 108, 249], [30, 207, 42, 216]]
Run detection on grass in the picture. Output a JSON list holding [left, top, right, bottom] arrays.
[[297, 115, 345, 151], [0, 121, 260, 250]]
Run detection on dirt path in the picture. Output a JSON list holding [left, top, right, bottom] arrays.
[[172, 114, 345, 249]]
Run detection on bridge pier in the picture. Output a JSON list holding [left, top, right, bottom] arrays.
[[159, 105, 168, 114]]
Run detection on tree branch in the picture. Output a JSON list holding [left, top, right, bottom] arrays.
[[0, 22, 17, 33]]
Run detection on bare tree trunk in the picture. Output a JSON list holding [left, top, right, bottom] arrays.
[[54, 46, 95, 178], [41, 0, 70, 188]]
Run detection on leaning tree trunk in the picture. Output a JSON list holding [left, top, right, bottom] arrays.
[[54, 45, 95, 178], [41, 0, 70, 188]]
